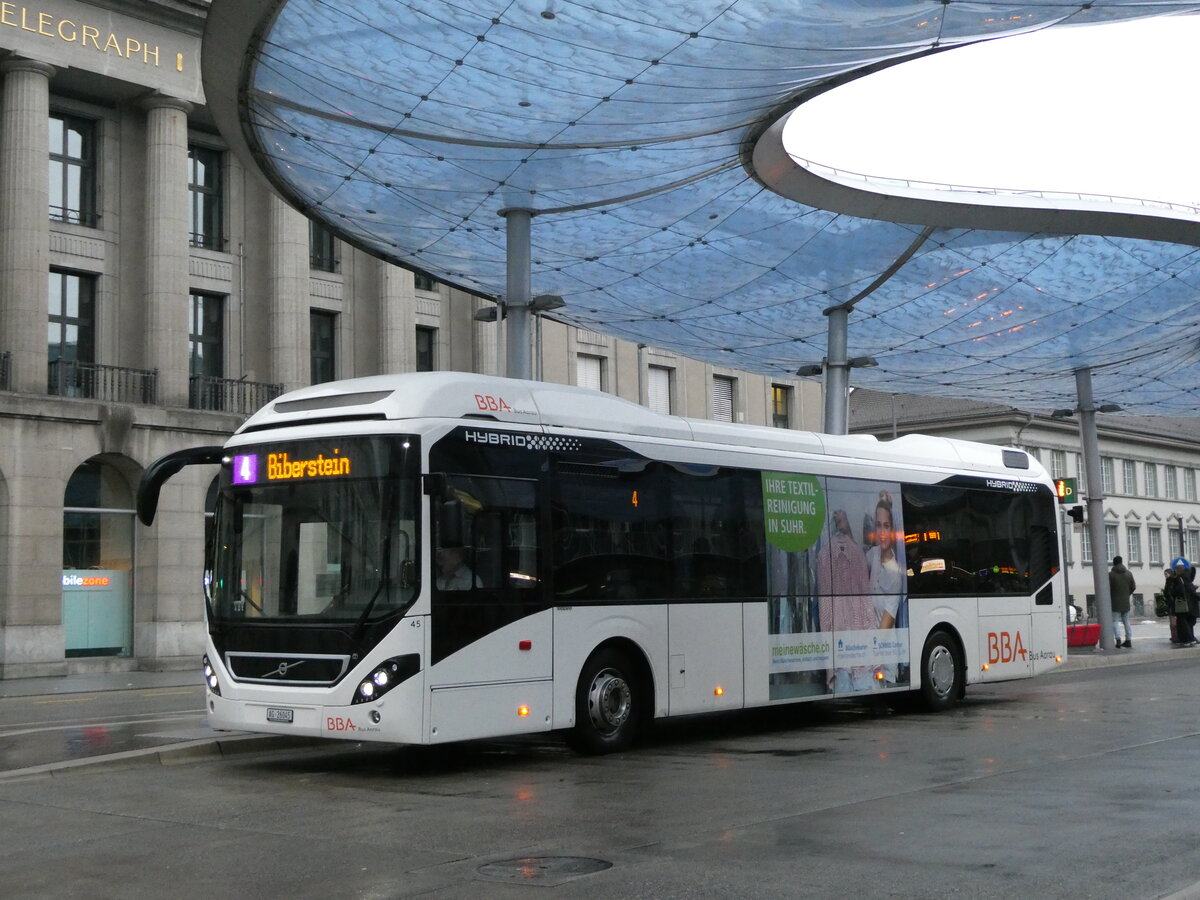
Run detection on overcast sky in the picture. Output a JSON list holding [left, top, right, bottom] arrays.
[[786, 14, 1200, 208]]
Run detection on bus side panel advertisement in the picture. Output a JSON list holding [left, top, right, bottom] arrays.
[[765, 473, 910, 700]]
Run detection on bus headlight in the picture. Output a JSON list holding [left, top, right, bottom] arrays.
[[202, 655, 221, 696], [351, 654, 420, 705]]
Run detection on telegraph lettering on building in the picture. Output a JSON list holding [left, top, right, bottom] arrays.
[[0, 2, 169, 65], [0, 0, 201, 87]]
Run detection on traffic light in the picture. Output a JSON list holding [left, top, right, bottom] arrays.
[[1055, 478, 1077, 504], [1067, 505, 1084, 523]]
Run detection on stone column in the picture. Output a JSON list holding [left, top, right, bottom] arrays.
[[267, 194, 309, 391], [378, 259, 415, 374], [0, 59, 54, 394], [141, 93, 193, 407]]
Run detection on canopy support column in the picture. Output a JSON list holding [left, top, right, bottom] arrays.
[[1075, 367, 1115, 651], [503, 208, 533, 381], [823, 305, 850, 435]]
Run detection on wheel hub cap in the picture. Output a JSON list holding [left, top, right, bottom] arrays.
[[587, 670, 631, 733]]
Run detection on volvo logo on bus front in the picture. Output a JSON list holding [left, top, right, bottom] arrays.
[[264, 659, 307, 678]]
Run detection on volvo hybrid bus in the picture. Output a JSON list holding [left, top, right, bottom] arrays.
[[138, 372, 1065, 754]]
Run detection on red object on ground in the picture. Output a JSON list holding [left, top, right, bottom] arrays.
[[1066, 623, 1101, 647]]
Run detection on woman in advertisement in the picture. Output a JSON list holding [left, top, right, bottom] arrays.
[[866, 490, 906, 685], [867, 490, 902, 628]]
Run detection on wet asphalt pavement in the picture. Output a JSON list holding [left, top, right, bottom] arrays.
[[0, 617, 1181, 778]]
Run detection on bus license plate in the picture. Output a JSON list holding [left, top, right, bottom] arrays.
[[266, 707, 294, 724]]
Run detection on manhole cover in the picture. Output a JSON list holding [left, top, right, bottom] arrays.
[[477, 856, 612, 886]]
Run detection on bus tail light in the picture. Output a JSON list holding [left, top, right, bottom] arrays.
[[518, 705, 530, 717], [714, 686, 724, 696], [352, 654, 421, 704]]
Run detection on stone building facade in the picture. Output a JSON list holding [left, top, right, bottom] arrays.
[[0, 0, 819, 678]]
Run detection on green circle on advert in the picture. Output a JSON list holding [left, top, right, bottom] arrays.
[[761, 472, 825, 553]]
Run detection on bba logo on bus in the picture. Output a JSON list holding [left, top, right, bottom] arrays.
[[474, 393, 512, 412], [987, 631, 1027, 664]]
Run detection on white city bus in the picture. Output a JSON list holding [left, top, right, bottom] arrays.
[[139, 372, 1066, 753]]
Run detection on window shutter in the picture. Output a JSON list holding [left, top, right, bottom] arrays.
[[577, 355, 602, 391], [648, 366, 671, 414], [711, 375, 734, 422]]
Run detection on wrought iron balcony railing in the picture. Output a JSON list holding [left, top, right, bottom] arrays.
[[48, 359, 156, 404], [189, 374, 283, 415]]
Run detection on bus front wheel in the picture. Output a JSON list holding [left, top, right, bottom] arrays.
[[567, 648, 640, 754], [919, 631, 963, 712]]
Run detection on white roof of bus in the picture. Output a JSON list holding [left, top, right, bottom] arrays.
[[237, 372, 1044, 480]]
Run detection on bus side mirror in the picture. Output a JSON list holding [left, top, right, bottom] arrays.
[[137, 445, 226, 525], [437, 497, 466, 548]]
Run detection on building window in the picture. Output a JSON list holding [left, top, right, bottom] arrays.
[[413, 272, 437, 292], [711, 375, 735, 422], [1076, 454, 1085, 493], [1050, 450, 1066, 480], [49, 113, 96, 226], [415, 326, 436, 372], [1186, 469, 1197, 503], [1149, 526, 1163, 566], [647, 365, 672, 414], [188, 144, 224, 249], [1123, 459, 1138, 495], [1101, 457, 1115, 495], [1126, 525, 1142, 565], [1025, 446, 1041, 463], [63, 459, 134, 658], [577, 354, 604, 391], [310, 310, 337, 384], [1145, 464, 1159, 499], [189, 293, 223, 379], [1189, 531, 1200, 565], [1104, 524, 1118, 564], [47, 269, 96, 396], [1165, 465, 1179, 500], [1168, 526, 1184, 562], [309, 220, 338, 272], [1081, 526, 1092, 564], [188, 292, 224, 409], [771, 384, 791, 429]]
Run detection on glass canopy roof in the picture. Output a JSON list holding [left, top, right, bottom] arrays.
[[203, 0, 1200, 415]]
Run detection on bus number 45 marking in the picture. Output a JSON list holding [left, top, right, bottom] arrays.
[[987, 631, 1027, 664]]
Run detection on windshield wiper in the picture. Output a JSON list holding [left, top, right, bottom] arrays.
[[353, 530, 392, 637]]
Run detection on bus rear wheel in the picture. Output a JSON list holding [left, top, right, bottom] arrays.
[[567, 648, 640, 754], [919, 631, 963, 712]]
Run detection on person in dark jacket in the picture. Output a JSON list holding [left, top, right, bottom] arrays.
[[1109, 556, 1136, 648], [1165, 563, 1198, 647]]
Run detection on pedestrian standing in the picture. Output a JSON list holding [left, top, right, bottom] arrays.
[[1108, 556, 1136, 648], [1165, 563, 1197, 647]]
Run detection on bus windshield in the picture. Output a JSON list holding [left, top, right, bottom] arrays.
[[211, 436, 419, 626]]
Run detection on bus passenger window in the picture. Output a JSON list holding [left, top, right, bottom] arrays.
[[434, 475, 538, 594]]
